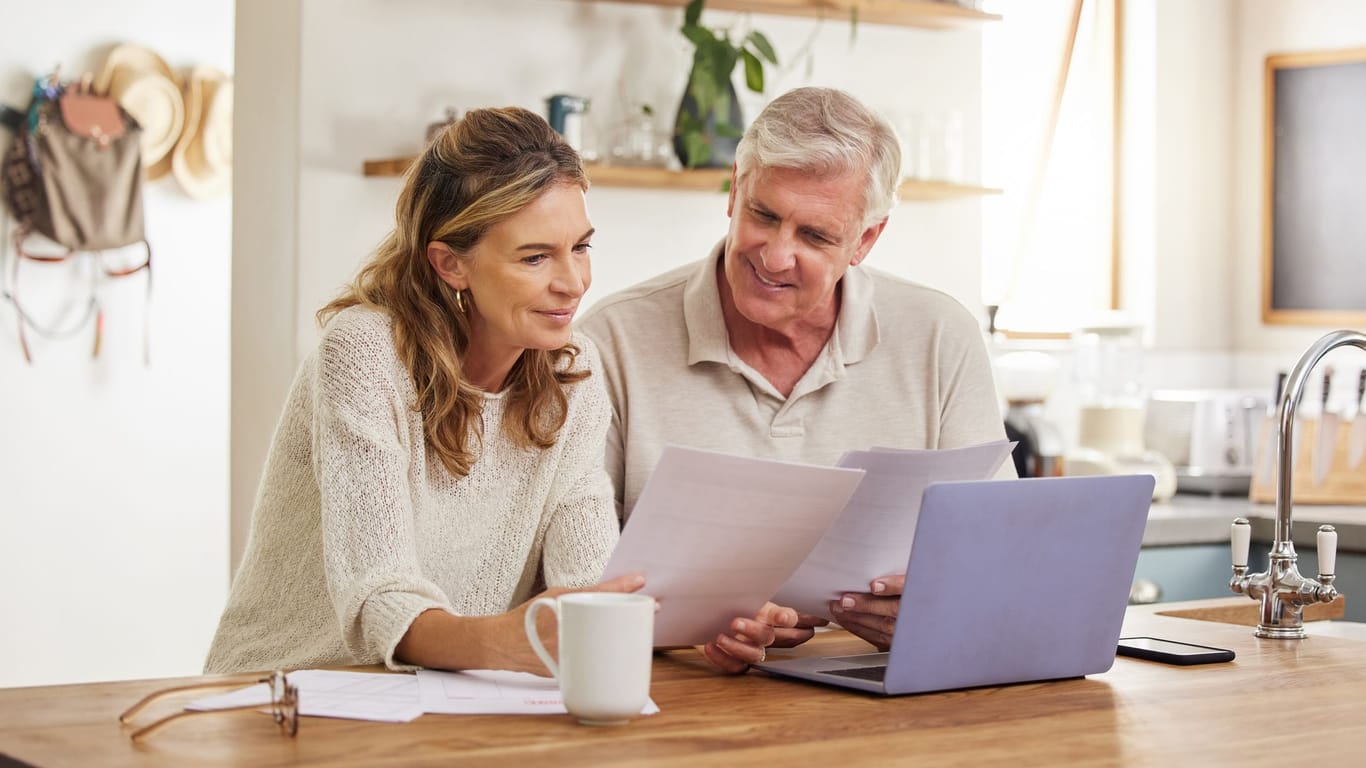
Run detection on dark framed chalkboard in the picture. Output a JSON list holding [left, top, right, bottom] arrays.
[[1263, 48, 1366, 326]]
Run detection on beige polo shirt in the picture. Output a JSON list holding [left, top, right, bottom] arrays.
[[579, 244, 1011, 520]]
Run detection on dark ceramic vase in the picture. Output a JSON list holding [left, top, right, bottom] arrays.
[[672, 76, 744, 169]]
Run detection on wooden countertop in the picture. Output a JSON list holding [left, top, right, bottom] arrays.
[[2, 599, 1363, 766]]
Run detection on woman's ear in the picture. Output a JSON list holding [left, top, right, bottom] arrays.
[[426, 241, 467, 290]]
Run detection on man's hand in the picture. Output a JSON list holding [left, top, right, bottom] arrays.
[[829, 574, 904, 651], [771, 611, 829, 648], [700, 602, 797, 673]]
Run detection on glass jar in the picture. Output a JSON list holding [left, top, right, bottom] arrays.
[[1073, 320, 1145, 457]]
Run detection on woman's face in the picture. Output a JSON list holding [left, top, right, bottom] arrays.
[[440, 182, 594, 387]]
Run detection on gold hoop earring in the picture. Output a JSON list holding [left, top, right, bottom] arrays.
[[455, 290, 466, 314]]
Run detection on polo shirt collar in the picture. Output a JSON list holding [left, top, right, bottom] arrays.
[[836, 260, 879, 366], [683, 241, 881, 368]]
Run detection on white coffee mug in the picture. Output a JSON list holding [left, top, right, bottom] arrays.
[[524, 592, 654, 725]]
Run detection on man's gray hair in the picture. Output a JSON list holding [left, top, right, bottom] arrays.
[[734, 87, 901, 228]]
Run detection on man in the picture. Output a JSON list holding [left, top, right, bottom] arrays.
[[580, 87, 1011, 653]]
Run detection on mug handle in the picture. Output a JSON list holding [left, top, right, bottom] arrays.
[[524, 597, 560, 678]]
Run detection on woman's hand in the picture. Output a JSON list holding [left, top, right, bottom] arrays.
[[829, 573, 904, 651], [512, 572, 649, 675], [396, 572, 647, 674], [700, 602, 798, 674]]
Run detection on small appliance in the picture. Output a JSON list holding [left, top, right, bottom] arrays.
[[1145, 389, 1267, 496], [993, 350, 1065, 478]]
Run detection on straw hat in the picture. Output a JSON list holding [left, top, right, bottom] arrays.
[[171, 67, 232, 199], [94, 44, 184, 179]]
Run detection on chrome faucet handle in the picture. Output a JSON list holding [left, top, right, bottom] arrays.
[[1318, 524, 1338, 587], [1231, 518, 1251, 573]]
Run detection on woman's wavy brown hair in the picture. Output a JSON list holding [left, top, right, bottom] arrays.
[[318, 107, 590, 478]]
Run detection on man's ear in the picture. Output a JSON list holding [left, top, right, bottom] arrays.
[[849, 218, 888, 267], [726, 164, 738, 218], [426, 241, 467, 290]]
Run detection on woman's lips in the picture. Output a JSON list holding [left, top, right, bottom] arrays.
[[538, 307, 577, 323]]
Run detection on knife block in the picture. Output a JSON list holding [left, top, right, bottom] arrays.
[[1249, 415, 1366, 504]]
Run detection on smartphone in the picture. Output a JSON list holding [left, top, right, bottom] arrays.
[[1116, 637, 1235, 665]]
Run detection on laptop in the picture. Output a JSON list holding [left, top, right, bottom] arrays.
[[754, 474, 1154, 695]]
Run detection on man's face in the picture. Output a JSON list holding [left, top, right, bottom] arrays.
[[722, 165, 884, 334]]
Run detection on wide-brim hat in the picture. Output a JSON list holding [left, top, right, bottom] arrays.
[[95, 44, 184, 179], [171, 67, 232, 199]]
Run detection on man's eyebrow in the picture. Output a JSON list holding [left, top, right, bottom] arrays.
[[747, 200, 839, 241], [798, 224, 838, 242]]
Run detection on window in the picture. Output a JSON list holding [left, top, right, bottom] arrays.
[[982, 0, 1119, 336]]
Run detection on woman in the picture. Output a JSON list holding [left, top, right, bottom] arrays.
[[206, 107, 775, 675]]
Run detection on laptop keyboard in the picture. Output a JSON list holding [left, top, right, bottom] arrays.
[[825, 665, 888, 682]]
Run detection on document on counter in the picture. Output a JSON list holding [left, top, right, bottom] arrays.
[[602, 445, 867, 646], [771, 440, 1015, 618], [188, 669, 423, 723], [416, 669, 659, 716]]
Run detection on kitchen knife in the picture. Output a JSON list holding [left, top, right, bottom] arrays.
[[1313, 369, 1338, 487], [1349, 370, 1366, 469], [1256, 371, 1287, 486]]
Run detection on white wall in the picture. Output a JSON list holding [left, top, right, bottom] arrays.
[[235, 0, 1366, 578], [0, 1, 233, 686], [1150, 0, 1237, 353], [1231, 0, 1366, 393], [293, 0, 987, 348], [1031, 0, 1366, 451], [231, 0, 302, 605], [233, 0, 990, 566], [19, 0, 1360, 688], [1110, 0, 1366, 406]]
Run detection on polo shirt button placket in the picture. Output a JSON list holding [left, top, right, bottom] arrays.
[[770, 403, 805, 438]]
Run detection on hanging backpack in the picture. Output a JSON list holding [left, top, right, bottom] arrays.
[[1, 71, 152, 362]]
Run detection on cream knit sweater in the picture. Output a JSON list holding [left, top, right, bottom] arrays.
[[205, 307, 619, 674]]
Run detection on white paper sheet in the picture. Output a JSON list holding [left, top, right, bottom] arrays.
[[602, 445, 867, 646], [416, 669, 660, 716], [188, 669, 424, 723], [771, 440, 1015, 618]]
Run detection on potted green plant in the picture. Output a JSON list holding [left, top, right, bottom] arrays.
[[673, 0, 778, 169]]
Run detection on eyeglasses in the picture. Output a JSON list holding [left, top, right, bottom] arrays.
[[118, 670, 299, 740]]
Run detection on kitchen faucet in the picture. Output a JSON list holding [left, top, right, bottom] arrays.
[[1230, 329, 1366, 638]]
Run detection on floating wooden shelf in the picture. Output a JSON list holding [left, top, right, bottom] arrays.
[[362, 157, 1000, 200], [361, 157, 419, 177], [363, 1, 1000, 193], [592, 164, 731, 191], [902, 178, 1003, 201], [582, 0, 1001, 29]]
